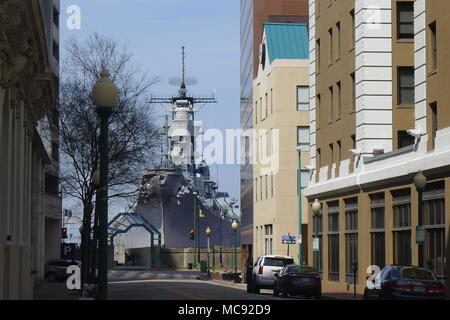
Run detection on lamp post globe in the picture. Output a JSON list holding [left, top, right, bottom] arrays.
[[414, 170, 427, 191], [312, 199, 322, 214], [206, 227, 212, 236], [92, 70, 118, 108], [232, 220, 238, 230]]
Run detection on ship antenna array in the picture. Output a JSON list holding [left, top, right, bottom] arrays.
[[149, 46, 217, 106]]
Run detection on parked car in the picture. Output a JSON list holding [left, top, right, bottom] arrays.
[[273, 265, 322, 299], [44, 259, 81, 283], [247, 255, 294, 294], [364, 265, 445, 300]]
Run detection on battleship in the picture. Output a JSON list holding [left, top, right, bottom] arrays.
[[114, 47, 240, 252]]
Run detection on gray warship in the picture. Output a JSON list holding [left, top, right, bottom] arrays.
[[115, 48, 240, 251]]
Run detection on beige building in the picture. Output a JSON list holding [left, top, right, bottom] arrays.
[[0, 0, 61, 299], [306, 0, 449, 297], [252, 23, 310, 263]]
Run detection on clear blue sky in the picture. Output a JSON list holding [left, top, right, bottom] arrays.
[[60, 0, 241, 221]]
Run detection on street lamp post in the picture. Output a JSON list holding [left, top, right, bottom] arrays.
[[193, 190, 198, 269], [296, 146, 303, 265], [414, 170, 427, 266], [232, 220, 239, 283], [312, 199, 322, 271], [206, 227, 212, 278], [92, 70, 118, 300]]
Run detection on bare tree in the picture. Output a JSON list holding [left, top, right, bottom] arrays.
[[59, 33, 160, 283]]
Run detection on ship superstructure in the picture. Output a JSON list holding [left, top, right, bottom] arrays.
[[115, 47, 240, 251]]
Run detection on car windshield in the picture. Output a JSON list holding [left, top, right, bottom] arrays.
[[289, 266, 317, 274], [401, 268, 436, 280], [264, 258, 294, 267]]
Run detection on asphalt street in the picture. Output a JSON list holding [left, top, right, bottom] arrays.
[[35, 269, 326, 300], [108, 269, 304, 300]]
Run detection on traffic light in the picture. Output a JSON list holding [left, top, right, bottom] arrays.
[[62, 227, 68, 239], [189, 229, 194, 240]]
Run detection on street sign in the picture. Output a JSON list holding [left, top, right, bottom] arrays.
[[416, 226, 425, 245], [61, 243, 77, 259], [313, 237, 320, 252], [282, 235, 296, 245]]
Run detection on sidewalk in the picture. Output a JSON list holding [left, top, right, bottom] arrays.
[[34, 282, 81, 300], [206, 273, 363, 300]]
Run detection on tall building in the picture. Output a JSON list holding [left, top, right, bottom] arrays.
[[0, 0, 61, 299], [240, 0, 308, 267], [305, 0, 449, 296], [252, 23, 310, 262]]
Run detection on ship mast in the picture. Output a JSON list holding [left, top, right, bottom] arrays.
[[149, 47, 217, 174]]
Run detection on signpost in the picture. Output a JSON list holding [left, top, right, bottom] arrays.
[[61, 243, 77, 260], [282, 234, 296, 256], [313, 237, 320, 252]]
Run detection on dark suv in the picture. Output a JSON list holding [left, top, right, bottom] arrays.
[[44, 259, 81, 282], [364, 265, 445, 300]]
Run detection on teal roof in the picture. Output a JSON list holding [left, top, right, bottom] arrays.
[[264, 23, 309, 63]]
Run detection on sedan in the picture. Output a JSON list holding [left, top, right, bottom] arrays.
[[364, 265, 445, 300], [273, 265, 321, 299]]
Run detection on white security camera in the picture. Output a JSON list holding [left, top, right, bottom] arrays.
[[407, 129, 422, 138], [350, 149, 362, 156]]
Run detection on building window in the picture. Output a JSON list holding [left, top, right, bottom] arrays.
[[297, 126, 310, 151], [345, 198, 358, 284], [429, 22, 437, 70], [265, 93, 268, 119], [336, 21, 341, 59], [270, 89, 274, 113], [398, 67, 414, 105], [265, 224, 273, 236], [351, 73, 355, 112], [397, 2, 414, 39], [329, 143, 334, 165], [392, 189, 412, 266], [53, 40, 59, 61], [328, 201, 339, 282], [45, 173, 59, 197], [336, 81, 342, 119], [254, 101, 258, 124], [316, 39, 321, 73], [265, 238, 273, 255], [397, 130, 415, 149], [271, 174, 274, 197], [51, 142, 59, 162], [350, 9, 355, 49], [297, 86, 309, 111], [328, 28, 333, 65], [419, 181, 446, 278], [53, 6, 59, 27], [255, 178, 258, 202], [370, 193, 385, 269], [429, 102, 437, 150], [329, 86, 334, 122], [299, 170, 309, 189], [313, 207, 323, 276], [316, 94, 321, 129], [260, 97, 263, 120]]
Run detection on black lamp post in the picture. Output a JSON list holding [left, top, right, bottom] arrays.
[[206, 227, 212, 279], [92, 70, 118, 300], [414, 170, 427, 266], [232, 220, 239, 283]]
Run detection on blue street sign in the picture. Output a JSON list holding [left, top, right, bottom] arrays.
[[61, 243, 77, 259], [282, 235, 296, 245]]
